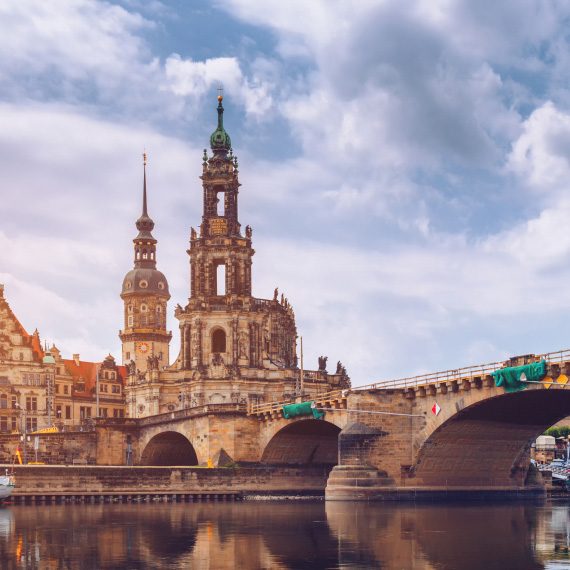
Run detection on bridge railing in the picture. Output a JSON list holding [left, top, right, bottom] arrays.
[[249, 347, 570, 415], [138, 403, 247, 427], [248, 388, 347, 415], [357, 347, 570, 391]]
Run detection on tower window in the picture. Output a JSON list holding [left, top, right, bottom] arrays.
[[140, 304, 147, 312], [216, 263, 226, 296], [212, 329, 226, 353]]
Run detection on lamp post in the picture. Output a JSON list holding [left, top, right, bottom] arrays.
[[15, 403, 27, 464], [96, 364, 100, 418]]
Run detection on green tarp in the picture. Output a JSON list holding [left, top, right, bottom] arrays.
[[282, 401, 324, 420], [491, 360, 547, 393]]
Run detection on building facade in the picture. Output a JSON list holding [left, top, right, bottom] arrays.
[[0, 96, 349, 455], [0, 284, 126, 436], [122, 95, 349, 419]]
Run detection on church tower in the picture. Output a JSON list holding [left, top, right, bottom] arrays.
[[174, 94, 297, 377], [119, 154, 172, 374]]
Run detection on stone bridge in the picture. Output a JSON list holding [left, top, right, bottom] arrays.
[[91, 349, 570, 500]]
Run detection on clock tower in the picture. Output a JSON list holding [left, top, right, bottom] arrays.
[[119, 154, 171, 376]]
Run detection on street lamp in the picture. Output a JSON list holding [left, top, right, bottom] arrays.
[[14, 403, 27, 465], [95, 363, 102, 418]]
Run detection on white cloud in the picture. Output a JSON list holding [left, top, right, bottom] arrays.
[[164, 54, 274, 117]]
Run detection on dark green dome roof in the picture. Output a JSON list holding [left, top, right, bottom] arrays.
[[210, 95, 231, 153]]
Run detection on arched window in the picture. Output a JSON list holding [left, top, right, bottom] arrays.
[[0, 394, 7, 409], [212, 329, 226, 353]]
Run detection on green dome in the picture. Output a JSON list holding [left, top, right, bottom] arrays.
[[210, 95, 231, 153], [43, 354, 56, 365]]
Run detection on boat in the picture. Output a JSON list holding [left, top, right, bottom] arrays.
[[0, 471, 15, 501]]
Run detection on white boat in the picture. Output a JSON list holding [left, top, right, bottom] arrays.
[[0, 473, 15, 501]]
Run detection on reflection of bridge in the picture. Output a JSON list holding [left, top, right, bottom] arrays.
[[97, 348, 570, 500]]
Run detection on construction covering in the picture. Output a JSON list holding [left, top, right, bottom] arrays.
[[282, 401, 324, 420], [491, 360, 547, 393]]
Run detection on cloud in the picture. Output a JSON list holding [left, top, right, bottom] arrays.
[[164, 54, 274, 118], [4, 0, 570, 388]]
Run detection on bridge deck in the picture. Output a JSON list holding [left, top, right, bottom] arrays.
[[249, 348, 570, 417]]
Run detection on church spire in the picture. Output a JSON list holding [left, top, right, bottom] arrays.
[[133, 152, 157, 268], [142, 151, 148, 217], [209, 93, 232, 156]]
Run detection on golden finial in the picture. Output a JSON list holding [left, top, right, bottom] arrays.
[[217, 85, 223, 103]]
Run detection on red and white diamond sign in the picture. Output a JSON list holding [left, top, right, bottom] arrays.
[[431, 402, 441, 416]]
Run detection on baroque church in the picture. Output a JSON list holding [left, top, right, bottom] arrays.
[[120, 95, 350, 419], [0, 95, 349, 438]]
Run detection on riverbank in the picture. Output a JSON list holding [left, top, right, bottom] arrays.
[[2, 464, 331, 503]]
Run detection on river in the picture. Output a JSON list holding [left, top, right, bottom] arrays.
[[0, 500, 569, 568]]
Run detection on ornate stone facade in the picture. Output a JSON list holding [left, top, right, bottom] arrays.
[[0, 285, 126, 437], [123, 96, 350, 418], [119, 153, 172, 377]]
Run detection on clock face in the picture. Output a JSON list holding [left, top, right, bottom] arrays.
[[138, 342, 149, 354]]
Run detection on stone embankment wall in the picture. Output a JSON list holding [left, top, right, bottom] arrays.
[[0, 433, 97, 465], [6, 465, 331, 497]]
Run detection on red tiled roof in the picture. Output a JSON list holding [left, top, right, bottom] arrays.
[[62, 358, 127, 398], [0, 296, 44, 361], [62, 359, 98, 398], [30, 330, 45, 361]]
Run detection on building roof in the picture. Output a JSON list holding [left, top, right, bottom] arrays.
[[0, 288, 45, 362], [62, 358, 126, 400]]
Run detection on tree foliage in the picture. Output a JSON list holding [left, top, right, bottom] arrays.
[[544, 426, 570, 438]]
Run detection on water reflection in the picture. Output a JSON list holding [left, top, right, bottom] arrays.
[[0, 500, 568, 568]]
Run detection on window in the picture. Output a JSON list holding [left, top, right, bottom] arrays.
[[19, 353, 23, 361], [112, 385, 121, 394], [65, 406, 71, 420], [216, 263, 226, 296], [212, 329, 226, 353], [100, 408, 108, 418], [0, 394, 7, 409], [56, 405, 62, 418], [55, 384, 60, 394], [126, 352, 130, 361], [10, 417, 16, 432], [11, 396, 16, 409], [26, 417, 37, 432], [63, 385, 69, 395], [26, 396, 37, 412], [100, 384, 108, 393], [0, 417, 7, 433]]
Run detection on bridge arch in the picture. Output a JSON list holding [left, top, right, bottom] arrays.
[[140, 431, 199, 466], [261, 419, 341, 465], [413, 388, 570, 487]]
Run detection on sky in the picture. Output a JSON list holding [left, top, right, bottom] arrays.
[[2, 1, 570, 386]]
